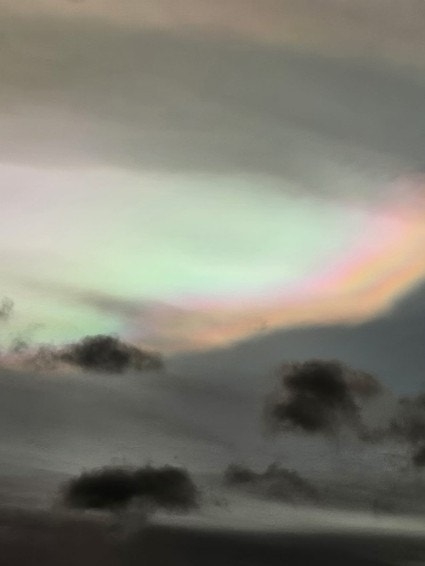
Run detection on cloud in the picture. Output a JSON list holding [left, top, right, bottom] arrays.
[[4, 1, 425, 70], [412, 445, 425, 467], [61, 289, 230, 353], [6, 281, 273, 353], [59, 334, 163, 373], [263, 358, 425, 475], [63, 467, 137, 511], [1, 8, 424, 186], [344, 371, 383, 399], [265, 360, 365, 437], [62, 464, 199, 512], [223, 462, 318, 503], [3, 5, 425, 356], [175, 282, 425, 391], [0, 297, 14, 322], [391, 395, 425, 446], [264, 358, 425, 449], [2, 3, 425, 358], [0, 334, 163, 374]]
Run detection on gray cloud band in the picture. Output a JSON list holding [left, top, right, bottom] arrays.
[[1, 11, 425, 205]]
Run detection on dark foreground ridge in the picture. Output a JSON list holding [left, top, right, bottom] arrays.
[[1, 508, 424, 566]]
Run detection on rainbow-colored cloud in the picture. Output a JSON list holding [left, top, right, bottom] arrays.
[[3, 168, 424, 353]]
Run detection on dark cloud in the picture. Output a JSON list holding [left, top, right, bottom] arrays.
[[62, 465, 199, 512], [63, 467, 137, 511], [412, 444, 425, 467], [262, 356, 425, 474], [131, 466, 199, 511], [265, 360, 366, 436], [58, 335, 163, 373], [263, 359, 425, 448], [391, 395, 425, 446], [223, 464, 258, 485], [223, 462, 318, 503], [0, 334, 164, 374], [345, 371, 383, 399]]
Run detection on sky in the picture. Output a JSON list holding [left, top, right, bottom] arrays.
[[1, 1, 425, 354], [3, 4, 425, 563]]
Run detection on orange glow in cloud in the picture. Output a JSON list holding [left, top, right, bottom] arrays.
[[133, 175, 425, 352]]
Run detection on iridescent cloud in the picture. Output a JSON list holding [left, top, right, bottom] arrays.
[[1, 1, 425, 353], [2, 165, 425, 352]]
